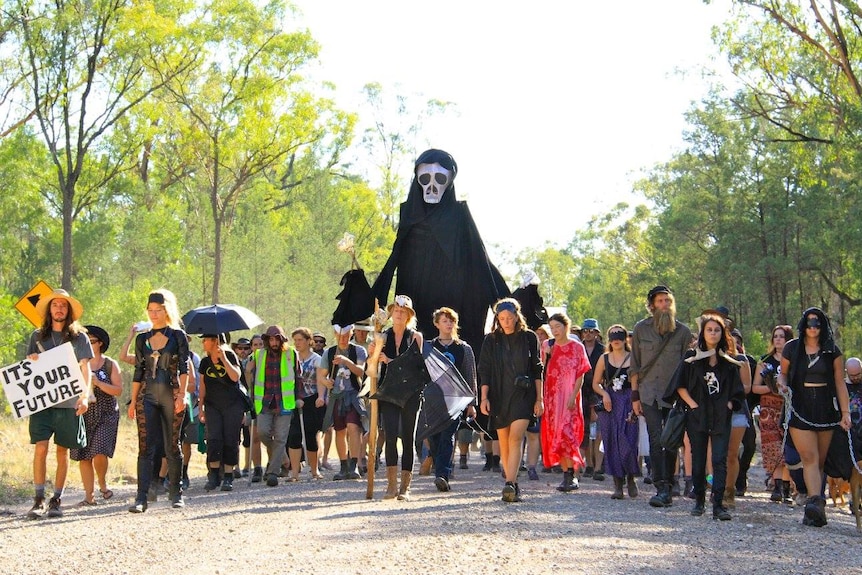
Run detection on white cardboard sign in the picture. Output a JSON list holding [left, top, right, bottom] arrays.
[[1, 342, 85, 419]]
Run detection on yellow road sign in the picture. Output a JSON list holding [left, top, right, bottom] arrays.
[[15, 280, 54, 327]]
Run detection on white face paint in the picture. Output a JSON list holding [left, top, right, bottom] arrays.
[[416, 163, 451, 204]]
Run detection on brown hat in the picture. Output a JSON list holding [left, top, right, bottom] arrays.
[[35, 289, 84, 322], [263, 325, 287, 342], [386, 295, 416, 318]]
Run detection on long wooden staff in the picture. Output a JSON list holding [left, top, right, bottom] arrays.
[[365, 299, 385, 499]]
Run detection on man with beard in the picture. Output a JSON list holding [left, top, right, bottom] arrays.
[[630, 285, 693, 508], [245, 326, 300, 487], [25, 289, 93, 518]]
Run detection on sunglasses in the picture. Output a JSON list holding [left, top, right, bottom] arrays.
[[235, 346, 250, 351], [608, 331, 626, 341], [806, 318, 821, 328], [313, 339, 326, 345]]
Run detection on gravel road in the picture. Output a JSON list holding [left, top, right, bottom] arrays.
[[1, 462, 859, 575]]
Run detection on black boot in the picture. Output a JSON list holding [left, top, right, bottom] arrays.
[[611, 477, 624, 499], [691, 493, 705, 516], [626, 474, 639, 498], [684, 476, 695, 499], [713, 505, 732, 521], [770, 479, 783, 502], [205, 468, 220, 491], [459, 454, 468, 470], [782, 480, 793, 504], [491, 455, 501, 473], [649, 482, 672, 508], [333, 460, 348, 481], [670, 475, 681, 497], [803, 495, 827, 527], [556, 470, 577, 492], [346, 458, 361, 479], [482, 453, 492, 471]]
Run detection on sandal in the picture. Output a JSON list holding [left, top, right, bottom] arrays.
[[286, 476, 299, 483], [77, 499, 97, 507], [311, 472, 324, 480], [100, 489, 114, 500]]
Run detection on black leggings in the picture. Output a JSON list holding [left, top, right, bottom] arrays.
[[380, 394, 420, 471], [204, 400, 245, 466]]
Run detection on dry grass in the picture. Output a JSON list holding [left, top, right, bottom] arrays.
[[0, 415, 210, 505]]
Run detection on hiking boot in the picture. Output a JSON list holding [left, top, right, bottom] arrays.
[[803, 496, 827, 527], [782, 480, 793, 504], [482, 453, 492, 471], [770, 479, 783, 502], [502, 482, 518, 502], [556, 470, 577, 492], [713, 505, 732, 521], [205, 469, 220, 492], [670, 476, 681, 497], [724, 486, 736, 510], [611, 477, 625, 499], [397, 471, 413, 501], [333, 460, 349, 481], [221, 475, 234, 491], [251, 466, 263, 483], [346, 458, 362, 480], [46, 497, 63, 518], [691, 494, 706, 516], [419, 456, 433, 476], [627, 474, 639, 498], [265, 473, 279, 487], [649, 484, 673, 508], [26, 497, 46, 519], [434, 476, 450, 492], [459, 454, 468, 470]]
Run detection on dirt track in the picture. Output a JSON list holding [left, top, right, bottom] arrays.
[[1, 461, 859, 575]]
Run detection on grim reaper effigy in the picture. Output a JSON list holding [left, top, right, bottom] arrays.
[[372, 149, 509, 348]]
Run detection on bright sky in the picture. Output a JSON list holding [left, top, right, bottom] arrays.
[[294, 0, 735, 262]]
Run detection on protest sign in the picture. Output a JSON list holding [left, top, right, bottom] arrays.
[[1, 342, 85, 419]]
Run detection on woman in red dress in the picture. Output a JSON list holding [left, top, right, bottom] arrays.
[[541, 312, 592, 493]]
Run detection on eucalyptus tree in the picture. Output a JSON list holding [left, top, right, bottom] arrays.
[[2, 0, 199, 290], [151, 0, 353, 303]]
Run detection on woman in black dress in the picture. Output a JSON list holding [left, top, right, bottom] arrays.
[[778, 307, 851, 527], [478, 298, 543, 503]]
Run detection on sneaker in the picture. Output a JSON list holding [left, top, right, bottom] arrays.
[[251, 467, 263, 483], [803, 496, 827, 527], [502, 483, 518, 503], [434, 477, 451, 492], [712, 506, 732, 521], [171, 494, 185, 509], [266, 474, 279, 487], [232, 468, 242, 480], [221, 476, 234, 491], [527, 467, 539, 481], [241, 468, 250, 477], [26, 497, 46, 519], [46, 497, 63, 518], [128, 500, 148, 513], [181, 476, 190, 490]]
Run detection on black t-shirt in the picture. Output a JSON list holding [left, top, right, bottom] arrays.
[[200, 349, 242, 409]]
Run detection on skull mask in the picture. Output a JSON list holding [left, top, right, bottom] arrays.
[[416, 163, 451, 204]]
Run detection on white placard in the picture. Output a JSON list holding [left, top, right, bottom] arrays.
[[1, 342, 85, 419]]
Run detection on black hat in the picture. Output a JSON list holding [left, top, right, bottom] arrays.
[[85, 325, 110, 353], [647, 285, 672, 302]]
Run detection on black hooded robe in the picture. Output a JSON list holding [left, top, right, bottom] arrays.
[[372, 149, 509, 351]]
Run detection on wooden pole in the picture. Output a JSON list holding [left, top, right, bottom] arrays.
[[365, 300, 384, 499]]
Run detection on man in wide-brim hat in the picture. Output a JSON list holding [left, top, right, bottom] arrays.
[[25, 288, 94, 519]]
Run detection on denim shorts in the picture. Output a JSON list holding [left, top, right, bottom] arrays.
[[731, 411, 750, 428]]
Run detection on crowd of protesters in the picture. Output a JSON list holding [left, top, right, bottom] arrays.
[[20, 286, 861, 528]]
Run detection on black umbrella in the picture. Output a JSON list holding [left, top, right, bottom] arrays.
[[370, 342, 428, 408], [415, 344, 475, 442], [181, 304, 264, 334]]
